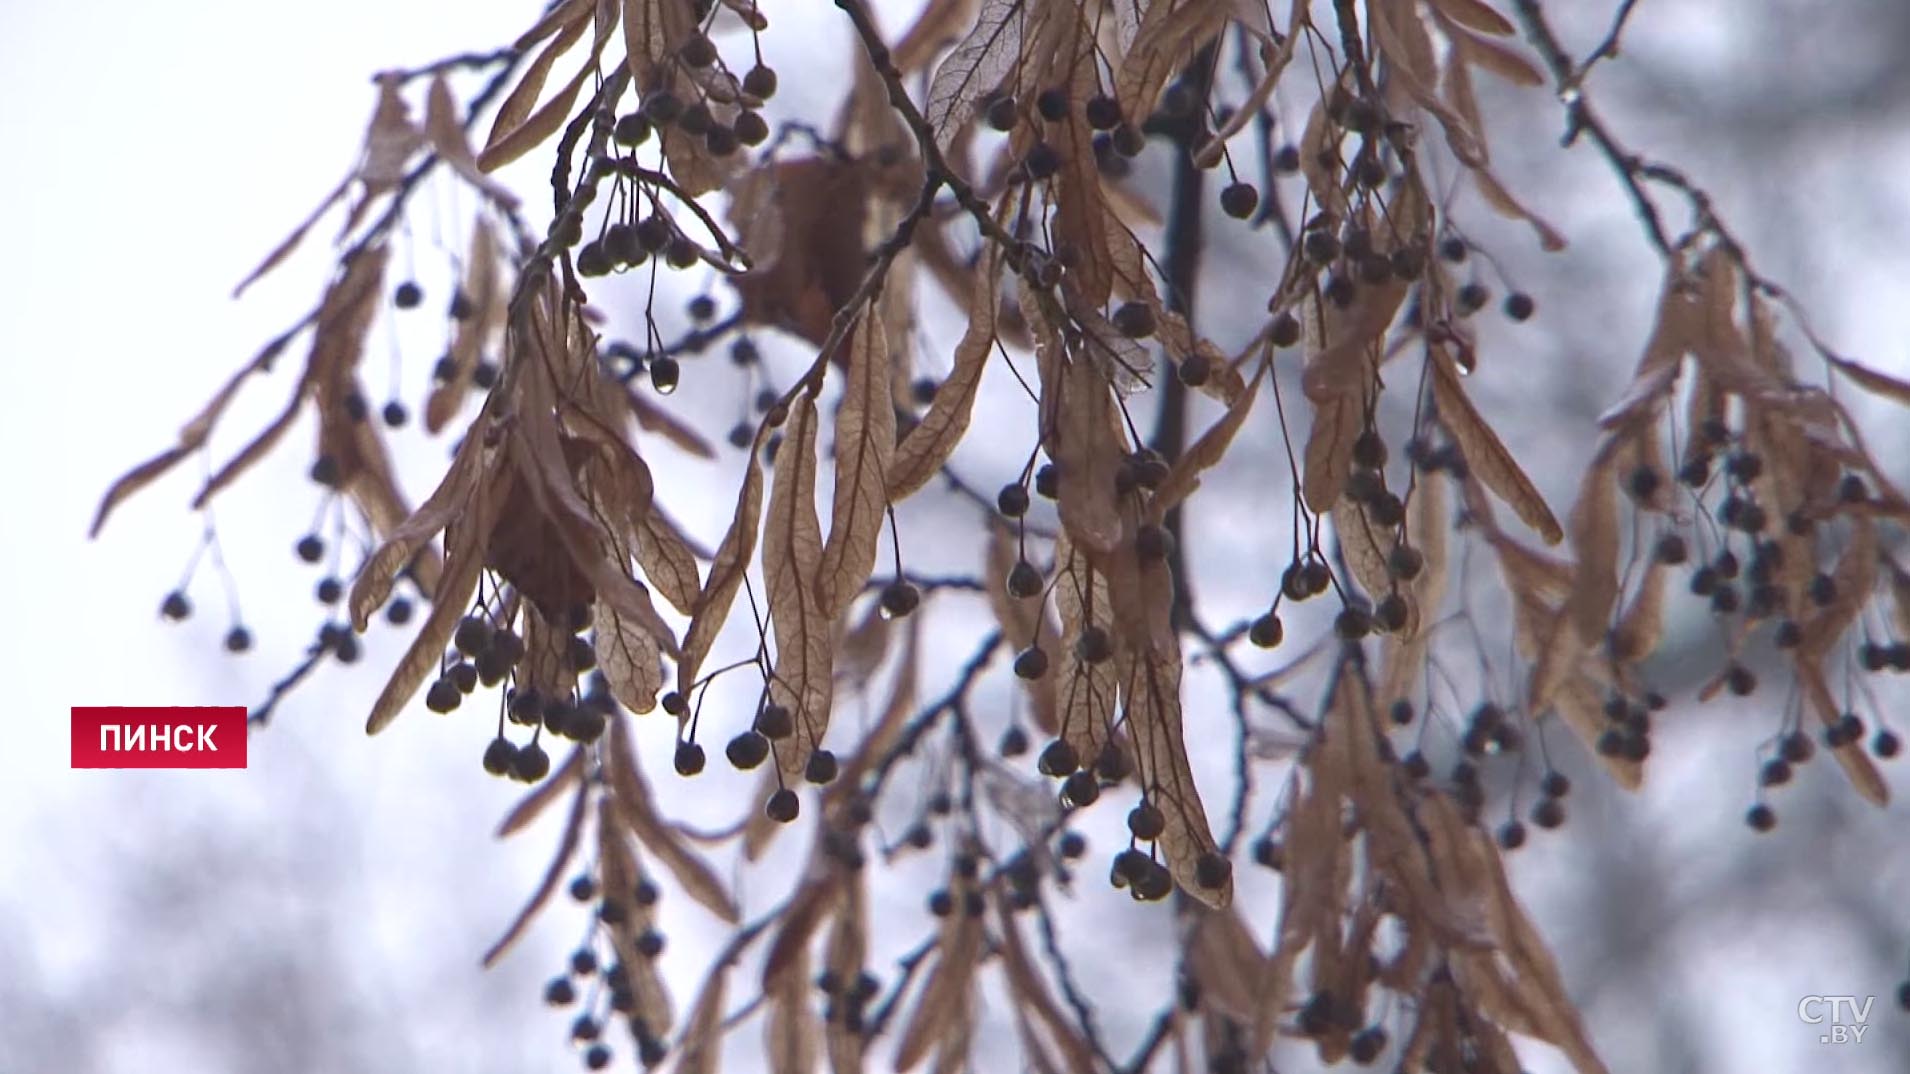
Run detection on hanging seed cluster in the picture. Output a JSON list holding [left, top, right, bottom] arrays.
[[92, 0, 1910, 1070]]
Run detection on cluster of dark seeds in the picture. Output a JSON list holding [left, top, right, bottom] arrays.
[[538, 873, 671, 1069]]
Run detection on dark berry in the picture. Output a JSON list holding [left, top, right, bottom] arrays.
[[999, 725, 1030, 757], [393, 281, 422, 309], [1111, 301, 1156, 339], [425, 677, 462, 714], [1062, 769, 1100, 807], [513, 742, 551, 782], [742, 64, 778, 100], [1502, 292, 1535, 321], [766, 788, 800, 823], [1248, 612, 1283, 648], [1874, 730, 1902, 759], [481, 736, 515, 775], [1220, 182, 1258, 219], [1745, 803, 1776, 832], [1497, 820, 1527, 850], [159, 590, 193, 621], [1127, 803, 1165, 840], [1038, 739, 1080, 777], [1006, 561, 1043, 599], [734, 110, 769, 146], [1194, 853, 1231, 890], [726, 731, 770, 770], [880, 580, 921, 618], [1531, 797, 1566, 830], [673, 740, 706, 776], [804, 749, 839, 785], [756, 703, 794, 740], [1075, 625, 1113, 664], [1013, 646, 1049, 680], [1270, 311, 1301, 347]]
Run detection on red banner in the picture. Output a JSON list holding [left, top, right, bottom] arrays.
[[71, 707, 249, 769]]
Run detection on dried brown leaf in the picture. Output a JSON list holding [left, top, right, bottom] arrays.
[[496, 745, 586, 838], [1054, 533, 1117, 766], [1796, 657, 1890, 806], [1446, 22, 1544, 86], [993, 897, 1096, 1074], [1429, 0, 1515, 35], [890, 243, 1002, 501], [480, 14, 590, 168], [1114, 0, 1229, 132], [675, 964, 730, 1074], [1430, 346, 1563, 544], [479, 1, 617, 173], [1041, 331, 1127, 555], [824, 878, 870, 1074], [893, 889, 983, 1071], [765, 395, 835, 783], [892, 0, 982, 73], [230, 176, 350, 299], [426, 219, 504, 432], [424, 74, 521, 209], [364, 468, 497, 734], [1304, 389, 1361, 513], [924, 0, 1024, 153], [677, 454, 765, 698], [198, 246, 390, 514], [597, 795, 676, 1036], [1566, 444, 1622, 641], [1122, 643, 1231, 908], [817, 316, 897, 618], [767, 947, 819, 1074], [1154, 353, 1268, 513], [606, 713, 742, 921], [482, 775, 588, 966]]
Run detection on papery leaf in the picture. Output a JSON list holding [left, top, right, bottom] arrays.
[[890, 243, 1002, 500], [1797, 658, 1890, 806], [1053, 534, 1117, 765], [606, 713, 742, 921], [766, 943, 818, 1074], [1430, 346, 1563, 544], [365, 463, 504, 734], [675, 964, 730, 1074], [893, 884, 983, 1071], [496, 746, 586, 838], [1114, 0, 1229, 128], [482, 11, 590, 164], [764, 395, 835, 783], [597, 796, 676, 1035], [892, 0, 983, 73], [1429, 0, 1516, 35], [426, 220, 504, 432], [1122, 642, 1230, 908], [924, 0, 1024, 152], [678, 452, 764, 699], [482, 775, 588, 966], [425, 75, 522, 209], [637, 505, 705, 616], [1039, 329, 1126, 555], [816, 316, 897, 618]]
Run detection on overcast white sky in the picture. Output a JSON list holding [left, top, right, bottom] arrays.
[[5, 1, 1910, 1072]]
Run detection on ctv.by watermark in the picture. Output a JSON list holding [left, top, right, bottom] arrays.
[[1798, 995, 1875, 1044]]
